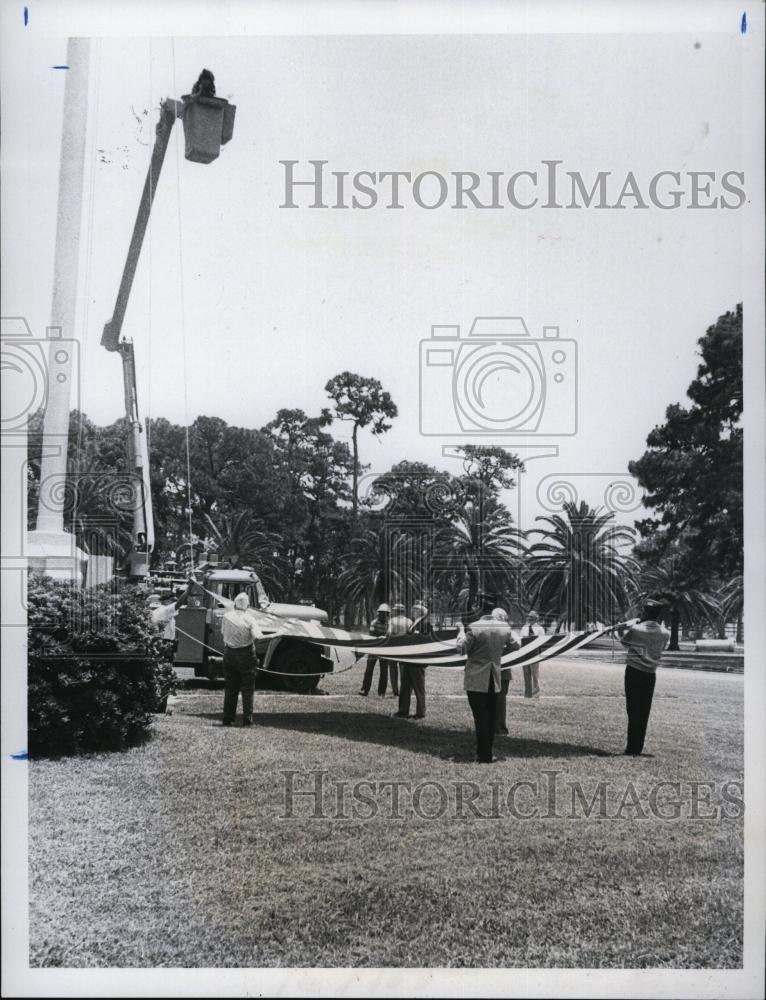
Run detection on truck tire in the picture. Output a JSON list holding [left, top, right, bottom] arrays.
[[271, 645, 322, 694]]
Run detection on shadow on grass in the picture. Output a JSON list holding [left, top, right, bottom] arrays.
[[185, 707, 611, 760]]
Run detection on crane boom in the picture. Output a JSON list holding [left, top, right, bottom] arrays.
[[101, 98, 182, 578], [102, 100, 183, 352], [100, 79, 235, 579]]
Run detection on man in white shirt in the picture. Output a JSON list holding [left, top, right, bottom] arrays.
[[520, 611, 546, 699], [149, 583, 191, 653], [617, 601, 670, 755], [221, 592, 264, 727]]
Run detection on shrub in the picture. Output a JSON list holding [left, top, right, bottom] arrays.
[[27, 574, 175, 757]]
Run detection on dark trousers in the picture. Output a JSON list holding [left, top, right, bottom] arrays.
[[624, 665, 656, 754], [495, 671, 510, 734], [467, 677, 499, 762], [223, 644, 257, 724], [399, 664, 427, 717], [384, 659, 399, 695], [362, 657, 399, 695]]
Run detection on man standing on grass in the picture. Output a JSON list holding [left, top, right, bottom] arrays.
[[617, 600, 670, 756], [360, 603, 391, 697], [520, 610, 546, 699], [492, 607, 520, 735], [388, 602, 412, 712], [221, 592, 264, 728], [457, 597, 515, 763], [396, 602, 430, 720]]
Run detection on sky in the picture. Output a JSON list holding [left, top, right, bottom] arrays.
[[2, 27, 749, 531]]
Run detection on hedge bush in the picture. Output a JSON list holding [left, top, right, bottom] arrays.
[[27, 574, 176, 757]]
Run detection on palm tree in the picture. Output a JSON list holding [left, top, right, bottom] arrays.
[[525, 501, 638, 630], [434, 497, 523, 613], [337, 524, 422, 624], [719, 574, 744, 643], [199, 511, 287, 596], [636, 557, 720, 651]]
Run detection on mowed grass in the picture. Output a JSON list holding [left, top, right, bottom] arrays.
[[28, 653, 743, 968]]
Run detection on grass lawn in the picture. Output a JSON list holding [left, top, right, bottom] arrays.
[[28, 654, 744, 968]]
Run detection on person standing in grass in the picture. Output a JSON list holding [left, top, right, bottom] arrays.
[[457, 597, 515, 763], [360, 603, 392, 697], [388, 602, 412, 714], [492, 607, 520, 735], [616, 600, 669, 756], [520, 610, 546, 699], [221, 593, 264, 728], [396, 602, 430, 719]]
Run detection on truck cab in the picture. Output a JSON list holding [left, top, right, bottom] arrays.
[[171, 565, 333, 693]]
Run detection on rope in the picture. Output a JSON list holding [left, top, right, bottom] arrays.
[[170, 39, 196, 573]]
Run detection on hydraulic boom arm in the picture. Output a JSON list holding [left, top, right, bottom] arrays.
[[101, 99, 183, 578]]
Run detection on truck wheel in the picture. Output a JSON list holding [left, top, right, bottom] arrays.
[[272, 647, 322, 694]]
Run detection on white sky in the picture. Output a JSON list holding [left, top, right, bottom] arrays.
[[2, 28, 749, 530]]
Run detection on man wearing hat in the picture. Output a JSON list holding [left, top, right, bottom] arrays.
[[520, 610, 546, 699], [149, 580, 192, 661], [616, 600, 669, 755], [395, 602, 430, 719], [387, 602, 412, 711], [360, 603, 392, 697]]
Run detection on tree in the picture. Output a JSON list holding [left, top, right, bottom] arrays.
[[525, 501, 638, 630], [630, 305, 743, 584], [435, 495, 523, 613], [199, 511, 287, 595], [453, 444, 524, 494], [637, 555, 720, 651], [717, 574, 744, 643], [325, 372, 398, 519], [337, 522, 422, 624]]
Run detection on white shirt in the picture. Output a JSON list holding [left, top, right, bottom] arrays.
[[222, 609, 264, 648], [151, 603, 177, 641]]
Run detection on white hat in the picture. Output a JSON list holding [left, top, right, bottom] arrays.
[[234, 593, 250, 610], [148, 593, 161, 607], [377, 603, 391, 613]]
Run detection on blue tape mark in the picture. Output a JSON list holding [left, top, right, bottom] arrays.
[[23, 6, 29, 26], [52, 65, 69, 70], [11, 751, 29, 760], [740, 11, 747, 33]]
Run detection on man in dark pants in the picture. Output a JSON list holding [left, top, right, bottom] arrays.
[[397, 603, 430, 719], [492, 608, 520, 734], [221, 593, 264, 727], [360, 603, 391, 696], [457, 598, 515, 762], [617, 601, 669, 755], [388, 603, 411, 712]]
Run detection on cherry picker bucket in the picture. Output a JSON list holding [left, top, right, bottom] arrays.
[[181, 95, 236, 164]]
